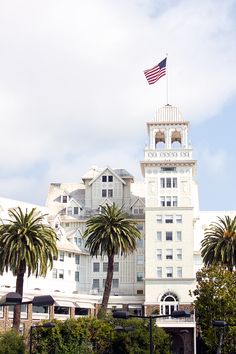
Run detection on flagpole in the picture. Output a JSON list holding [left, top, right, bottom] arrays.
[[166, 53, 168, 105]]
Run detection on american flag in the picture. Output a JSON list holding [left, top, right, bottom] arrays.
[[144, 58, 167, 85]]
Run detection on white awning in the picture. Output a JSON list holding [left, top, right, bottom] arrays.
[[55, 301, 75, 308], [75, 302, 94, 309], [128, 304, 142, 309], [22, 297, 33, 303], [108, 304, 123, 309]]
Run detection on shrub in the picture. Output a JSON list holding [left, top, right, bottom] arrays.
[[0, 330, 26, 354]]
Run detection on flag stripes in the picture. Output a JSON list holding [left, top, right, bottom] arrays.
[[144, 58, 167, 85]]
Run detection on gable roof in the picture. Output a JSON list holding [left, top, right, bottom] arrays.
[[87, 166, 126, 186], [130, 197, 145, 209]]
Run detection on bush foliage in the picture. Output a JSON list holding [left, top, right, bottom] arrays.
[[32, 316, 171, 354], [0, 330, 26, 354]]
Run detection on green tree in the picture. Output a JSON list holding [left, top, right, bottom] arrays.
[[83, 203, 141, 315], [0, 207, 58, 332], [201, 215, 236, 271], [191, 266, 236, 353], [111, 318, 171, 354], [32, 317, 171, 354], [0, 330, 26, 354]]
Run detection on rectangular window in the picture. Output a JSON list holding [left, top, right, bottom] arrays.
[[160, 178, 165, 188], [67, 207, 72, 215], [112, 279, 119, 288], [74, 207, 79, 215], [54, 306, 69, 315], [137, 272, 144, 282], [137, 255, 144, 265], [108, 189, 113, 198], [157, 249, 162, 260], [166, 267, 173, 278], [166, 196, 171, 207], [176, 215, 182, 223], [58, 269, 64, 279], [102, 176, 107, 182], [59, 252, 65, 262], [93, 262, 100, 272], [176, 249, 182, 260], [102, 189, 107, 197], [108, 176, 113, 182], [62, 196, 68, 203], [75, 271, 79, 282], [165, 215, 173, 223], [103, 263, 108, 272], [173, 178, 177, 188], [137, 223, 143, 231], [134, 208, 144, 214], [176, 231, 182, 241], [173, 196, 178, 207], [75, 255, 80, 265], [92, 279, 99, 289], [166, 178, 172, 188], [156, 215, 162, 223], [160, 197, 165, 207], [177, 267, 182, 278], [166, 249, 173, 260], [114, 262, 119, 272], [156, 231, 162, 241], [137, 238, 144, 247], [157, 267, 162, 278], [161, 167, 176, 172], [166, 232, 173, 241], [33, 305, 48, 314], [52, 268, 57, 279]]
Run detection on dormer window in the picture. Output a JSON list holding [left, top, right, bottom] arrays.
[[67, 206, 80, 216], [61, 195, 68, 203], [102, 175, 113, 182], [133, 208, 144, 215]]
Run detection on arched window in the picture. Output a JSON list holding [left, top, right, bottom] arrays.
[[160, 291, 179, 315], [171, 130, 182, 148], [155, 130, 165, 149]]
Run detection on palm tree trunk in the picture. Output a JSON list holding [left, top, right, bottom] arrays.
[[13, 262, 25, 332], [101, 254, 114, 311]]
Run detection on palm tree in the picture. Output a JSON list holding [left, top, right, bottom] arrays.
[[0, 207, 58, 331], [201, 215, 236, 272], [83, 203, 141, 315]]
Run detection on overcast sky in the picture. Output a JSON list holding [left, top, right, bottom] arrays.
[[0, 0, 236, 211]]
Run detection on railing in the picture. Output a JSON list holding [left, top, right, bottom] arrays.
[[155, 314, 195, 323]]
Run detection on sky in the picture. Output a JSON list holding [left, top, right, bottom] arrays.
[[0, 0, 236, 211]]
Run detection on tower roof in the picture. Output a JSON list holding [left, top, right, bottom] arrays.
[[156, 104, 184, 123]]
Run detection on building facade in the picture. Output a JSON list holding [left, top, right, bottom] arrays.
[[0, 104, 235, 353]]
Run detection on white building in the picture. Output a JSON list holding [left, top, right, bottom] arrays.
[[0, 104, 235, 353]]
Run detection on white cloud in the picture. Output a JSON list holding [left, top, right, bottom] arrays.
[[0, 0, 235, 204]]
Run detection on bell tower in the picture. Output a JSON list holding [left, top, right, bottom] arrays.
[[141, 104, 199, 313]]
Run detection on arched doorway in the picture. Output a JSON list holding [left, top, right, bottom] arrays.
[[172, 334, 184, 354], [160, 292, 179, 315]]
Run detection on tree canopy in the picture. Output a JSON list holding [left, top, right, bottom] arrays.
[[0, 207, 58, 331], [83, 203, 141, 313], [192, 266, 236, 353], [201, 215, 236, 271]]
